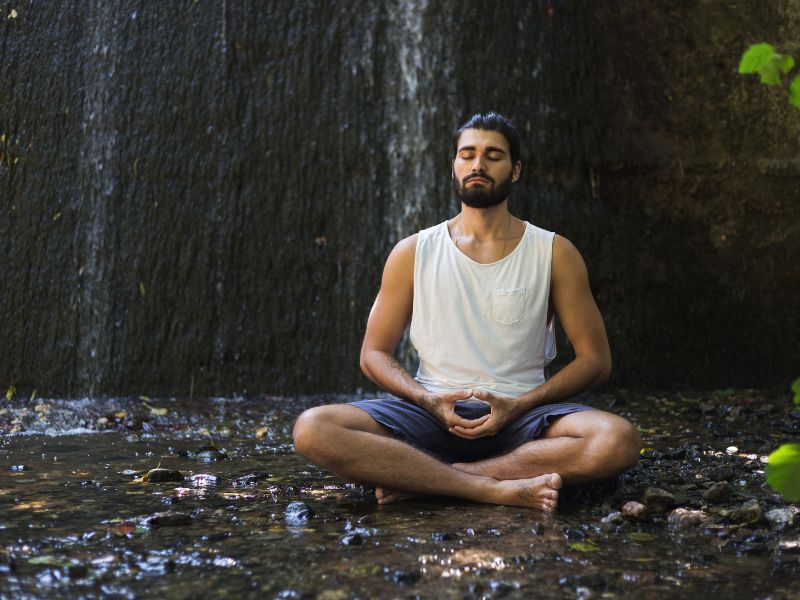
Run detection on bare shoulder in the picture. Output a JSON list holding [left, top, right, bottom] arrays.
[[552, 234, 588, 276], [382, 233, 418, 285]]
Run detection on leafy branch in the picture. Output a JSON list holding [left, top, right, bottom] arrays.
[[738, 43, 800, 108]]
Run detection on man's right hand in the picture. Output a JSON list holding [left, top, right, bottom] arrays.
[[417, 389, 490, 431]]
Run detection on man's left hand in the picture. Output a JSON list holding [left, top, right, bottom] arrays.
[[448, 389, 521, 439]]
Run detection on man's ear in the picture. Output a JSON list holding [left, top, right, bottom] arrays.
[[512, 161, 522, 183]]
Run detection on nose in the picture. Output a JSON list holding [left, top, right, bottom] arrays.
[[470, 154, 487, 173]]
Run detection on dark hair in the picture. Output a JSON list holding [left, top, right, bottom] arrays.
[[452, 112, 522, 166]]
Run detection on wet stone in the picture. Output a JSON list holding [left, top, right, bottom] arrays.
[[233, 472, 271, 486], [431, 531, 457, 542], [284, 501, 315, 526], [642, 488, 677, 514], [765, 507, 797, 530], [339, 532, 363, 546], [148, 511, 193, 527], [778, 540, 800, 554], [730, 499, 762, 525], [142, 468, 184, 483], [390, 568, 421, 585], [9, 465, 27, 472], [191, 445, 228, 462], [703, 481, 733, 504], [667, 508, 709, 530], [190, 473, 219, 486], [622, 501, 647, 520], [601, 511, 624, 525]]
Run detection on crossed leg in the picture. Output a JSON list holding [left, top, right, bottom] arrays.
[[374, 410, 641, 504], [292, 404, 562, 511]]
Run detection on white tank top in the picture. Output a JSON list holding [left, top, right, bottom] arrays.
[[410, 220, 556, 397]]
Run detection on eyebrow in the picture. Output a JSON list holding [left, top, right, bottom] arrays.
[[457, 145, 507, 155]]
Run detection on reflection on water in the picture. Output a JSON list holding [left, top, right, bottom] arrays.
[[0, 393, 798, 598]]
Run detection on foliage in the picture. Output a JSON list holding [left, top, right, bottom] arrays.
[[739, 43, 800, 108], [739, 45, 800, 501], [766, 443, 800, 502]]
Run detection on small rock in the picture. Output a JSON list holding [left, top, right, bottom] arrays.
[[765, 507, 797, 530], [148, 511, 192, 527], [622, 501, 647, 519], [142, 468, 184, 483], [284, 501, 314, 526], [431, 532, 456, 542], [340, 532, 363, 546], [703, 481, 733, 504], [730, 499, 762, 525], [391, 569, 421, 585], [67, 563, 89, 578], [194, 445, 228, 462], [667, 508, 709, 530], [601, 511, 624, 524], [233, 472, 271, 486], [189, 473, 218, 487], [9, 465, 27, 472], [778, 540, 800, 553], [642, 488, 676, 514]]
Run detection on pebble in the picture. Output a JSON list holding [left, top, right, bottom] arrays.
[[284, 501, 314, 526], [233, 472, 272, 486], [142, 468, 185, 483], [702, 481, 733, 504], [667, 508, 709, 530], [148, 511, 192, 527], [642, 487, 677, 514], [622, 501, 647, 519], [778, 540, 800, 553], [340, 532, 364, 546], [765, 507, 797, 529], [729, 499, 762, 525], [601, 511, 625, 524]]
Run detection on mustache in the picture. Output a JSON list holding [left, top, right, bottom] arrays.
[[463, 173, 494, 184]]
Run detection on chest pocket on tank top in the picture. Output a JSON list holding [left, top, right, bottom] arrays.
[[492, 287, 526, 324]]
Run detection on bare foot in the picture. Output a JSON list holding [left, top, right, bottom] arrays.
[[494, 473, 562, 511], [374, 487, 426, 505]]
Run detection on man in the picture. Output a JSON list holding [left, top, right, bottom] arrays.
[[294, 112, 640, 511]]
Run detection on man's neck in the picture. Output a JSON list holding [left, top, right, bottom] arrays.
[[457, 201, 513, 241]]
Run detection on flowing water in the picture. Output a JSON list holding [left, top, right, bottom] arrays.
[[1, 392, 798, 598]]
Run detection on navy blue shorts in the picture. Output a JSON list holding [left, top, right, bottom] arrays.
[[350, 397, 594, 463]]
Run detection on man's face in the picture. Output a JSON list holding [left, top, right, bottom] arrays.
[[452, 128, 520, 209]]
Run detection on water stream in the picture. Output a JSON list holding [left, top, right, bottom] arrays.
[[1, 392, 798, 598]]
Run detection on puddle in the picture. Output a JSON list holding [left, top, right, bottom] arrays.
[[1, 392, 798, 597]]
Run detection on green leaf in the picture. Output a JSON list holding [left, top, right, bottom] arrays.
[[739, 43, 776, 73], [570, 541, 599, 553], [627, 532, 656, 542], [791, 376, 800, 404], [29, 555, 68, 567], [766, 443, 800, 501], [758, 53, 795, 85], [779, 54, 796, 75]]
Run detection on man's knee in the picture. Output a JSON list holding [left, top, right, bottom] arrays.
[[591, 414, 641, 473], [293, 406, 333, 460]]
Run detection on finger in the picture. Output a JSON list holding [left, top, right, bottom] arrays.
[[445, 413, 489, 429], [452, 420, 494, 438], [448, 427, 491, 440]]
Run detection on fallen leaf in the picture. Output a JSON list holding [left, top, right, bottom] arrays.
[[570, 541, 599, 553]]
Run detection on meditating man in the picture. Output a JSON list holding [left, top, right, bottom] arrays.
[[293, 112, 641, 511]]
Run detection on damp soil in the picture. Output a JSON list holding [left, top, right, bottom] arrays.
[[1, 391, 799, 599]]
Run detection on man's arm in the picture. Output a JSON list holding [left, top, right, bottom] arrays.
[[360, 235, 487, 429], [359, 235, 428, 402], [516, 234, 611, 407], [451, 234, 610, 438]]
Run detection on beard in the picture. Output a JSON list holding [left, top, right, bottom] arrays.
[[452, 171, 514, 208]]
